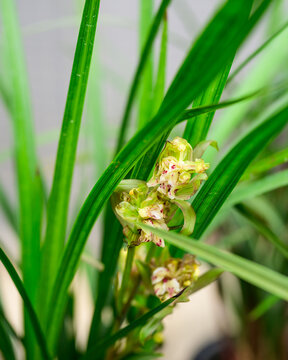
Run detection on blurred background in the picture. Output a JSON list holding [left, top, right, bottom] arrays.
[[1, 1, 288, 359]]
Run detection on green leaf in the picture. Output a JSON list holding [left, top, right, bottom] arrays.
[[122, 352, 163, 360], [235, 203, 288, 259], [192, 106, 288, 240], [249, 295, 279, 320], [40, 0, 101, 331], [228, 19, 288, 82], [0, 320, 15, 360], [0, 247, 51, 360], [153, 13, 168, 115], [0, 181, 18, 234], [241, 148, 288, 181], [47, 0, 256, 350], [179, 89, 263, 122], [0, 0, 43, 355], [85, 43, 107, 177], [115, 0, 171, 153], [138, 0, 154, 129], [226, 169, 288, 208], [140, 224, 288, 301], [82, 269, 221, 359], [176, 268, 224, 302], [208, 1, 284, 164], [183, 61, 233, 147]]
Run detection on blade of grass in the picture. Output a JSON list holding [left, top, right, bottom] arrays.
[[207, 5, 286, 164], [46, 1, 256, 351], [0, 320, 16, 360], [82, 269, 222, 359], [235, 203, 288, 259], [0, 247, 51, 360], [141, 224, 288, 301], [153, 13, 168, 115], [183, 60, 233, 147], [226, 169, 288, 207], [191, 106, 288, 240], [228, 20, 288, 83], [241, 147, 288, 181], [116, 0, 171, 153], [249, 295, 279, 320], [0, 306, 23, 343], [0, 182, 18, 234], [87, 205, 123, 346], [85, 43, 107, 177], [138, 0, 154, 129], [131, 12, 168, 180], [40, 0, 101, 328], [0, 0, 43, 356]]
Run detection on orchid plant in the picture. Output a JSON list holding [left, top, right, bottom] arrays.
[[0, 0, 288, 360]]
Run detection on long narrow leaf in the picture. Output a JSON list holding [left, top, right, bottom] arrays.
[[138, 0, 154, 129], [241, 148, 288, 181], [228, 20, 288, 82], [0, 321, 15, 360], [183, 61, 233, 147], [192, 107, 288, 239], [40, 0, 101, 330], [226, 169, 288, 208], [141, 225, 288, 301], [0, 248, 51, 360], [235, 203, 288, 259], [0, 0, 43, 355], [0, 181, 18, 234], [116, 0, 171, 153]]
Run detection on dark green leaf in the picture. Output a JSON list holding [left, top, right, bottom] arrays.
[[192, 106, 288, 239], [40, 0, 101, 336], [140, 225, 288, 301], [235, 203, 288, 259], [0, 247, 51, 360], [116, 0, 171, 153]]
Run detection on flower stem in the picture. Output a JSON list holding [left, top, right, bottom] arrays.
[[118, 247, 135, 311]]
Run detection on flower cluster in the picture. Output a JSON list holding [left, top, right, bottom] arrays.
[[115, 184, 170, 247], [113, 137, 214, 248], [147, 137, 209, 200], [151, 254, 200, 301]]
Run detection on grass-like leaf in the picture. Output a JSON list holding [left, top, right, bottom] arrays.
[[140, 224, 288, 301], [242, 148, 288, 180], [40, 0, 101, 330], [116, 0, 171, 153], [0, 0, 43, 354], [227, 169, 288, 207], [138, 0, 154, 129], [192, 106, 288, 239], [228, 19, 288, 82], [235, 203, 288, 259], [0, 320, 16, 360], [183, 61, 233, 147], [0, 182, 18, 234], [0, 248, 51, 360]]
